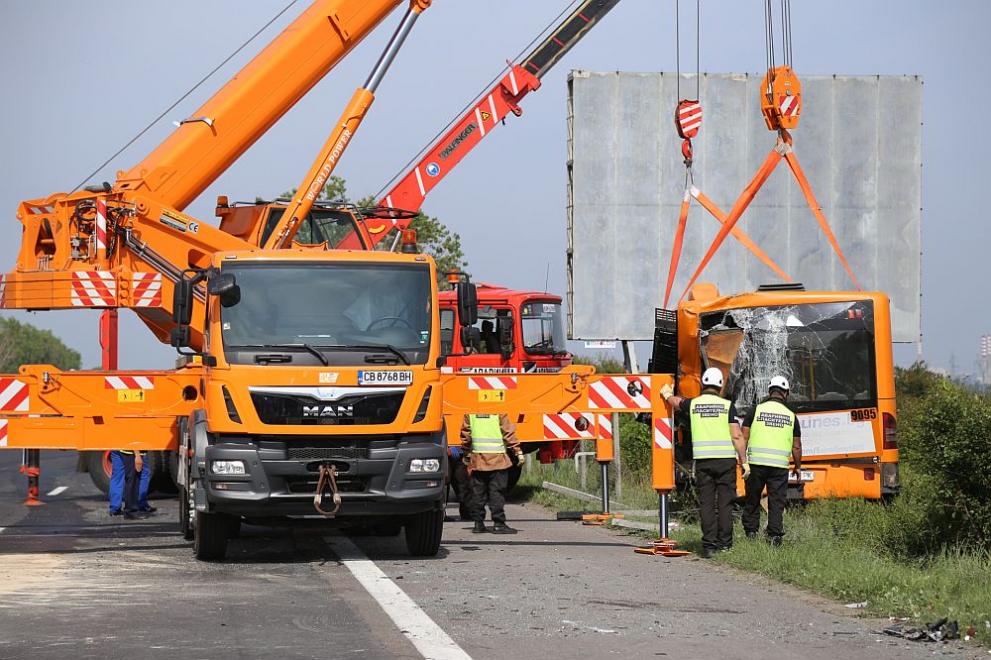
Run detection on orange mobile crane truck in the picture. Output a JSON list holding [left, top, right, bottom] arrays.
[[0, 0, 466, 561]]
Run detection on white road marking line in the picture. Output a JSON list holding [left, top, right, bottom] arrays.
[[47, 486, 68, 496], [327, 536, 471, 660]]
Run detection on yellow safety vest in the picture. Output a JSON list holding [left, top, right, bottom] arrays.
[[747, 399, 795, 468], [468, 414, 505, 454], [689, 393, 736, 460]]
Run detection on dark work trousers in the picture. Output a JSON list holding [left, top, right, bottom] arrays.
[[449, 459, 476, 520], [743, 464, 789, 539], [695, 458, 738, 551], [470, 469, 508, 524], [120, 452, 141, 513]]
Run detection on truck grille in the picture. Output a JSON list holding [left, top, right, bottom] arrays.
[[251, 391, 404, 426], [287, 445, 370, 461]]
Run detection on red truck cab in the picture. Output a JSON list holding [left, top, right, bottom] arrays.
[[437, 284, 572, 374]]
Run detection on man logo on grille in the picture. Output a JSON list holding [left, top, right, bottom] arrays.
[[302, 404, 355, 418]]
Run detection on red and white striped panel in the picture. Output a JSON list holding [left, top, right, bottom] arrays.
[[596, 414, 613, 441], [779, 94, 799, 117], [104, 376, 155, 390], [653, 415, 674, 449], [95, 198, 107, 253], [0, 378, 29, 412], [24, 203, 54, 215], [588, 376, 651, 410], [70, 271, 116, 307], [132, 272, 163, 307], [676, 100, 702, 138], [542, 412, 595, 440], [0, 378, 29, 446], [467, 376, 518, 390]]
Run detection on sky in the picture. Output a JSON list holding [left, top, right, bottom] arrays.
[[1, 1, 988, 376]]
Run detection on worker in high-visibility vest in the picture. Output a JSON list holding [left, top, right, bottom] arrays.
[[662, 368, 747, 558], [460, 412, 524, 534], [741, 376, 803, 546]]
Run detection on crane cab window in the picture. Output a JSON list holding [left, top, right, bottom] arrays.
[[260, 207, 367, 248]]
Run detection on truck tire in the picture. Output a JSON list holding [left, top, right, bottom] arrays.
[[149, 451, 178, 495], [404, 508, 443, 557], [84, 451, 112, 495], [193, 510, 232, 561]]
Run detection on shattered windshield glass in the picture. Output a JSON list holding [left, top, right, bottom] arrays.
[[699, 301, 877, 416]]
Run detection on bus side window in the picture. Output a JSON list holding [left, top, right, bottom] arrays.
[[440, 309, 455, 356]]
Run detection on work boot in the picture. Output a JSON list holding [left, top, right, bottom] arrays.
[[699, 547, 714, 559], [139, 505, 157, 514], [472, 521, 489, 534], [745, 531, 757, 540], [769, 535, 783, 547], [108, 508, 123, 517], [491, 522, 517, 535]]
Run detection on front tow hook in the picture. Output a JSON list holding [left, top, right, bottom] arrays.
[[314, 463, 342, 517]]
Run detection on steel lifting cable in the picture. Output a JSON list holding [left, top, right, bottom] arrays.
[[70, 0, 301, 193]]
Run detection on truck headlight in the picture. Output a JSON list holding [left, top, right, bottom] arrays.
[[410, 458, 441, 473], [211, 460, 246, 475]]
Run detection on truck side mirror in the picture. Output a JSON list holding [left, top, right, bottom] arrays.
[[172, 279, 194, 326], [497, 316, 513, 359], [208, 272, 240, 308], [456, 281, 478, 326]]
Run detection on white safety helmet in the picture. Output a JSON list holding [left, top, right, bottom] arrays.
[[769, 375, 790, 392], [701, 367, 724, 389]]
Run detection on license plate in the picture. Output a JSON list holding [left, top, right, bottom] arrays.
[[357, 370, 413, 386], [789, 470, 814, 483]]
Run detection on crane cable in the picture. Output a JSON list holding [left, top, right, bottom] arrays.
[[70, 0, 301, 193]]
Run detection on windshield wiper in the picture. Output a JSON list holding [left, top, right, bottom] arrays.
[[230, 343, 329, 366], [314, 344, 410, 366]]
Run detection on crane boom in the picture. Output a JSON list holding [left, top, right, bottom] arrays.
[[115, 0, 408, 212], [360, 0, 621, 244]]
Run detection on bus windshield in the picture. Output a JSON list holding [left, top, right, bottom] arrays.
[[522, 301, 567, 355], [699, 300, 877, 416]]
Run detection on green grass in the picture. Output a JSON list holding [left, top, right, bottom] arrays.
[[672, 508, 991, 646], [517, 461, 991, 648]]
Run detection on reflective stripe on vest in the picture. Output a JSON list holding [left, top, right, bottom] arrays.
[[689, 393, 736, 460], [468, 414, 505, 453], [747, 400, 795, 468]]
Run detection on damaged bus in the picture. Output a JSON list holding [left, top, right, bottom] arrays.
[[669, 283, 898, 501]]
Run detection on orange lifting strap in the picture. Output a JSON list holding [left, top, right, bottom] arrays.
[[663, 0, 792, 309], [676, 1, 861, 301]]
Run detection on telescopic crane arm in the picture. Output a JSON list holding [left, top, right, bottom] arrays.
[[357, 0, 621, 245], [1, 0, 426, 350], [264, 1, 430, 250]]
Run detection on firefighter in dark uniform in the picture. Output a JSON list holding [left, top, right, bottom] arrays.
[[662, 368, 747, 558], [742, 375, 802, 545]]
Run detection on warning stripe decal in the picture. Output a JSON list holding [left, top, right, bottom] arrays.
[[104, 376, 155, 390], [542, 412, 595, 440], [70, 271, 116, 307], [0, 378, 29, 412], [131, 272, 163, 307], [467, 376, 518, 390], [588, 376, 651, 409], [654, 415, 674, 449]]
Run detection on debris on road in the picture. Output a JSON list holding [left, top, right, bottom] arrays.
[[880, 618, 959, 642], [844, 601, 869, 609]]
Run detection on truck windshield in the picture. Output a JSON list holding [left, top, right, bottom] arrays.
[[522, 301, 567, 355], [220, 262, 432, 365], [699, 300, 877, 415]]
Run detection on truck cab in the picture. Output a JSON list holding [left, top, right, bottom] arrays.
[[173, 248, 450, 558], [437, 284, 572, 374]]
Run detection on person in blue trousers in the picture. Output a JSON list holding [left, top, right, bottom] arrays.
[[108, 449, 142, 519], [137, 452, 157, 515]]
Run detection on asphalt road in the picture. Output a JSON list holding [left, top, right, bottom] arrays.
[[0, 450, 976, 660]]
